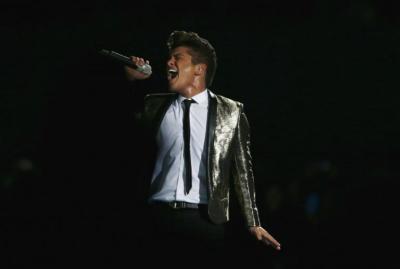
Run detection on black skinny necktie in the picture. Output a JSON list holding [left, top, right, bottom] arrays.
[[183, 99, 195, 195]]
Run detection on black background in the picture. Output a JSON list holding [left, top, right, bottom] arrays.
[[1, 0, 399, 267]]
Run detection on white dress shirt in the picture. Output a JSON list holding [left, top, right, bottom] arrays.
[[148, 89, 211, 204]]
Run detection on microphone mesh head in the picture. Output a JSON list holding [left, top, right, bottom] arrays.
[[137, 64, 152, 75]]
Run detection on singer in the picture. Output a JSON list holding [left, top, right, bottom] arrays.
[[124, 30, 280, 262]]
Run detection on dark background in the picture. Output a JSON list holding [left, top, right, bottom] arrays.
[[1, 0, 399, 267]]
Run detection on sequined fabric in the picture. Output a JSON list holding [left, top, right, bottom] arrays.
[[142, 92, 261, 227]]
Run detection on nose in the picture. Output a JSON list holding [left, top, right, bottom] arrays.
[[167, 57, 175, 67]]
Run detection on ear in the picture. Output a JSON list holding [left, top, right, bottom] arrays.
[[194, 63, 207, 76]]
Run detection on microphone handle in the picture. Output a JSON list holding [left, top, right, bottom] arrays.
[[99, 49, 152, 75], [99, 49, 135, 67]]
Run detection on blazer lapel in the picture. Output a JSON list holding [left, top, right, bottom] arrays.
[[205, 92, 241, 187], [206, 91, 217, 189]]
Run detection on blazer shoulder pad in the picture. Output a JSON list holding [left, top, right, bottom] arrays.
[[144, 93, 176, 102], [214, 94, 244, 109]]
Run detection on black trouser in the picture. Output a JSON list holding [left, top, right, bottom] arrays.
[[140, 203, 227, 263]]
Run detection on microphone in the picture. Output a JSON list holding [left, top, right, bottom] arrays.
[[99, 49, 152, 75]]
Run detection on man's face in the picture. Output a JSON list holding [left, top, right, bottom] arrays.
[[166, 46, 198, 93]]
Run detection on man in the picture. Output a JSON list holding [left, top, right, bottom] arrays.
[[125, 30, 280, 259]]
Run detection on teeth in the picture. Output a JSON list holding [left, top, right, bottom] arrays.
[[168, 68, 178, 79]]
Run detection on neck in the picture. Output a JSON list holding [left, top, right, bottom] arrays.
[[180, 87, 206, 98], [179, 78, 207, 98]]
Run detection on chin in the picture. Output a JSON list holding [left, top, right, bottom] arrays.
[[168, 86, 178, 92], [168, 84, 182, 93]]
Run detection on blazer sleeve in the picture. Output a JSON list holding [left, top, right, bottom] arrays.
[[232, 105, 261, 227]]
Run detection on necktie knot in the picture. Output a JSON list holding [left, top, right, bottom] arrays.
[[183, 98, 195, 108]]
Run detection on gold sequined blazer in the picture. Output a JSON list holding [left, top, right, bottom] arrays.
[[141, 91, 260, 227]]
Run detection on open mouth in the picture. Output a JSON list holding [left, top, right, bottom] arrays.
[[167, 68, 178, 80]]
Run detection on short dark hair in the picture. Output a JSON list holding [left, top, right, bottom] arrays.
[[167, 30, 217, 87]]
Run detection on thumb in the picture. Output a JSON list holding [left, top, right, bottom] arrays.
[[256, 230, 262, 240]]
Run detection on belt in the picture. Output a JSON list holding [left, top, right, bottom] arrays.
[[151, 201, 202, 209]]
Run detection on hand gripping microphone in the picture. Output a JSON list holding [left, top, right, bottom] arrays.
[[99, 49, 152, 75]]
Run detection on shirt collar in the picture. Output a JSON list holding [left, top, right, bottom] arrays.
[[177, 89, 209, 105]]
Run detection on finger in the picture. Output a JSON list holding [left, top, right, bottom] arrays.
[[139, 58, 145, 65], [133, 57, 142, 65], [262, 236, 281, 250], [264, 233, 280, 246], [264, 239, 281, 250], [256, 231, 262, 241], [146, 60, 150, 64], [260, 231, 281, 248]]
